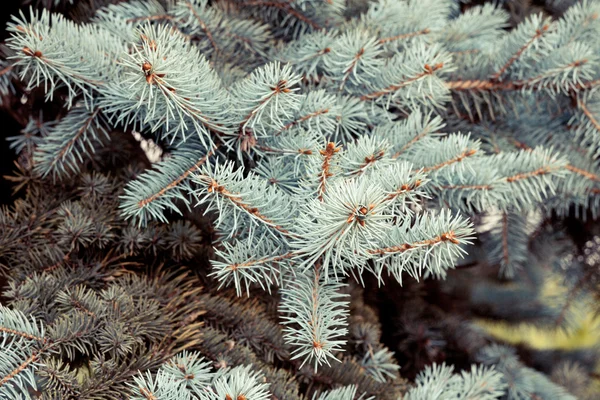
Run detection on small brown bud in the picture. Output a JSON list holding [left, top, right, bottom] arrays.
[[23, 47, 41, 57]]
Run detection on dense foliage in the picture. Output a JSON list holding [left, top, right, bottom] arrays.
[[1, 0, 600, 398]]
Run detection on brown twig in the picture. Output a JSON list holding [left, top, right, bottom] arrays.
[[137, 147, 216, 209], [490, 24, 549, 82], [184, 0, 220, 54], [317, 142, 340, 201], [420, 149, 477, 173], [446, 76, 600, 93], [275, 108, 331, 135], [505, 166, 550, 183], [369, 231, 460, 256], [139, 387, 158, 400], [255, 145, 313, 155], [361, 63, 444, 101], [45, 108, 102, 174], [565, 164, 600, 183], [239, 80, 292, 131], [0, 352, 40, 388], [204, 178, 298, 238], [0, 327, 46, 344], [0, 63, 13, 77], [347, 150, 386, 176], [385, 179, 424, 201], [392, 124, 435, 159], [338, 47, 365, 91], [577, 100, 600, 135], [227, 252, 295, 271]]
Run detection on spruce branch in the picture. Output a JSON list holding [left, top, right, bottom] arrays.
[[99, 23, 232, 141], [369, 110, 445, 160], [360, 346, 399, 384], [273, 90, 340, 137], [477, 344, 577, 400], [3, 0, 599, 393], [360, 42, 453, 110], [565, 164, 600, 183], [279, 266, 350, 370], [34, 106, 107, 180], [404, 362, 506, 400], [231, 61, 302, 140], [171, 0, 272, 65], [292, 177, 391, 274], [279, 30, 336, 80], [93, 0, 168, 42], [6, 9, 119, 105], [190, 161, 297, 239], [341, 135, 391, 176], [179, 0, 220, 54], [435, 4, 508, 53], [314, 384, 371, 400], [316, 142, 341, 201], [326, 30, 383, 92], [406, 134, 480, 175], [201, 293, 289, 362], [0, 307, 46, 345], [370, 210, 474, 283], [210, 237, 295, 296], [482, 211, 531, 278], [490, 15, 553, 82], [120, 140, 216, 225], [388, 112, 445, 159], [0, 307, 49, 399]]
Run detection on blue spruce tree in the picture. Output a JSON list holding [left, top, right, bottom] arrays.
[[1, 0, 599, 398]]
